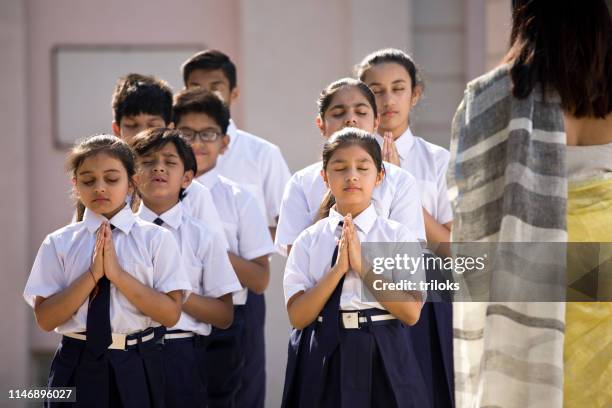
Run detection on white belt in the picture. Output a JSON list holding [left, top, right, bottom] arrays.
[[164, 331, 195, 340], [64, 331, 155, 350], [316, 312, 396, 329]]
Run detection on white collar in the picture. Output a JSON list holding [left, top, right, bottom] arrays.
[[227, 119, 238, 148], [83, 204, 135, 234], [137, 201, 184, 230], [328, 203, 377, 234], [376, 127, 415, 159], [197, 167, 221, 190]]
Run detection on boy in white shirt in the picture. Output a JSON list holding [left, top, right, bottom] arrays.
[[130, 128, 242, 408], [173, 88, 275, 408], [181, 49, 291, 237]]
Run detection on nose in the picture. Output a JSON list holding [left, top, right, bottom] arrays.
[[93, 181, 106, 193], [345, 115, 358, 126]]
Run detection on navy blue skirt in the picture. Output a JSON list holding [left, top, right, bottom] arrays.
[[282, 310, 430, 408], [46, 329, 164, 408]]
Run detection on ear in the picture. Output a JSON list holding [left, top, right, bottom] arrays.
[[320, 168, 329, 188], [373, 114, 381, 134], [315, 116, 326, 137], [219, 134, 230, 155], [411, 85, 423, 107], [229, 86, 240, 105], [132, 172, 141, 187], [181, 170, 194, 189], [375, 169, 384, 186], [112, 121, 121, 136]]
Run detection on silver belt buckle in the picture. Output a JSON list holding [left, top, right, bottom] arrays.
[[109, 333, 127, 350], [341, 312, 360, 329]]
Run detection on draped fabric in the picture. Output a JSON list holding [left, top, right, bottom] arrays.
[[448, 65, 568, 408]]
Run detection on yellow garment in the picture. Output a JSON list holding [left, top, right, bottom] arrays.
[[565, 178, 612, 407]]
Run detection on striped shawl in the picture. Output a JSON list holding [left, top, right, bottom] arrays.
[[448, 65, 567, 408]]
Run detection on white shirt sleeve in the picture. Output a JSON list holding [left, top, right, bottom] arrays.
[[388, 167, 427, 242], [394, 225, 427, 304], [237, 190, 275, 260], [152, 229, 192, 294], [275, 174, 312, 255], [436, 151, 453, 225], [201, 235, 242, 299], [183, 181, 230, 250], [261, 144, 291, 225], [23, 234, 66, 307], [283, 231, 315, 305]]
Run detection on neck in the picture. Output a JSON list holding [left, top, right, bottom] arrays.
[[385, 120, 409, 140], [102, 203, 126, 220], [335, 201, 369, 218], [197, 162, 217, 178], [143, 197, 179, 216], [564, 112, 612, 146]]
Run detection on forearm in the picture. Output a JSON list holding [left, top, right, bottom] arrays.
[[34, 270, 97, 331], [423, 209, 452, 257], [287, 266, 345, 329], [112, 271, 182, 327], [361, 272, 422, 326], [228, 253, 270, 294], [183, 293, 234, 329]]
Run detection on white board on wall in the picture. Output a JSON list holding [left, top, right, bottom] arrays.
[[52, 45, 203, 148]]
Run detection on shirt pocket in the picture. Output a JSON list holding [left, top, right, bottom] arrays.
[[122, 262, 155, 288], [184, 262, 204, 296], [221, 221, 239, 251]]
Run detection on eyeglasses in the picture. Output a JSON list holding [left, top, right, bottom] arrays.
[[179, 128, 223, 142]]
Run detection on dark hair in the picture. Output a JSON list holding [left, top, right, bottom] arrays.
[[317, 78, 378, 118], [130, 128, 197, 200], [111, 73, 173, 125], [316, 128, 384, 221], [67, 134, 138, 221], [181, 49, 237, 90], [355, 48, 423, 91], [504, 0, 612, 118], [173, 88, 231, 134]]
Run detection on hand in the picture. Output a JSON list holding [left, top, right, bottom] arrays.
[[382, 132, 401, 166], [345, 215, 363, 278], [90, 226, 105, 281], [102, 222, 124, 282], [333, 220, 350, 276]]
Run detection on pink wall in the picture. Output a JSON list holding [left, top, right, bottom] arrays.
[[25, 0, 241, 349]]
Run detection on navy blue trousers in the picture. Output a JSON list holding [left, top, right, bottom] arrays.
[[205, 306, 246, 408], [46, 331, 164, 408], [236, 291, 266, 408], [282, 312, 430, 408], [162, 335, 207, 408]]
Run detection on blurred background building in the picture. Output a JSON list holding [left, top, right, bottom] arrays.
[[1, 0, 515, 406]]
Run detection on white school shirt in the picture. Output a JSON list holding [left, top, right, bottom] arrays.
[[181, 179, 229, 250], [198, 169, 275, 305], [275, 161, 426, 255], [215, 119, 291, 226], [138, 202, 242, 336], [284, 204, 425, 311], [376, 128, 453, 224], [23, 205, 191, 335]]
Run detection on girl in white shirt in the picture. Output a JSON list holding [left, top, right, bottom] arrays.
[[357, 48, 455, 408], [282, 128, 429, 408], [276, 78, 425, 256], [24, 134, 191, 408]]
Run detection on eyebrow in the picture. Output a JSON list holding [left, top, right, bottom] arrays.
[[329, 157, 373, 164], [329, 102, 371, 111], [78, 169, 121, 176], [369, 79, 407, 86]]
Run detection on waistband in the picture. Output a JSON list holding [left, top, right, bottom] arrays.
[[62, 327, 157, 351], [317, 308, 397, 330]]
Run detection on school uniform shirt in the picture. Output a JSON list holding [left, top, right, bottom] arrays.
[[284, 204, 426, 311], [23, 205, 191, 335], [138, 202, 242, 336], [198, 168, 275, 305], [215, 119, 291, 226], [181, 178, 229, 250], [376, 128, 453, 224], [275, 161, 426, 255]]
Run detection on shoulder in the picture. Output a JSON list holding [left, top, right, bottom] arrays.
[[218, 175, 255, 204], [466, 64, 511, 97], [413, 137, 450, 170], [293, 162, 323, 183], [383, 162, 417, 185], [181, 213, 215, 245], [235, 128, 283, 155], [42, 222, 83, 249], [186, 179, 210, 195], [374, 216, 419, 241], [292, 217, 328, 248]]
